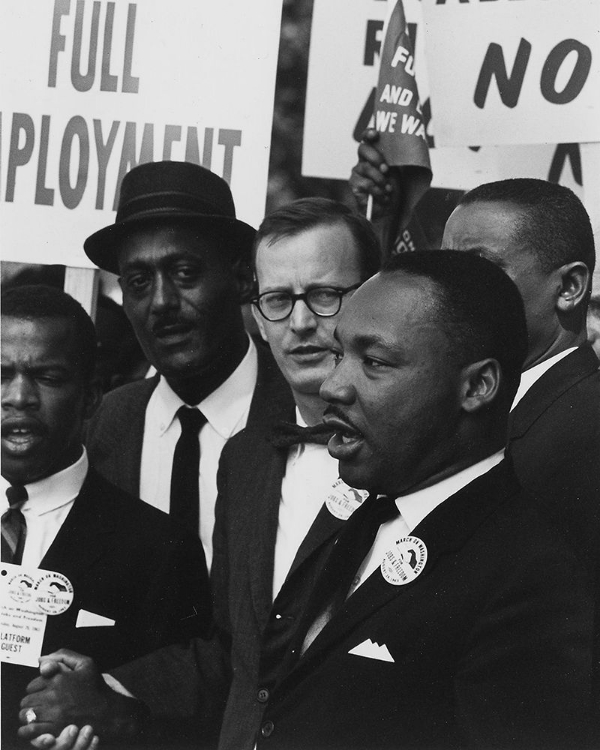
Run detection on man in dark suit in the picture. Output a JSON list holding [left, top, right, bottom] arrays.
[[210, 198, 380, 749], [250, 250, 594, 749], [17, 254, 595, 750], [83, 160, 286, 575], [1, 285, 210, 748]]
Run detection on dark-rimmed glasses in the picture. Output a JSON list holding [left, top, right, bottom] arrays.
[[252, 283, 361, 322]]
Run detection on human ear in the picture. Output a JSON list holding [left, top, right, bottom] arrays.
[[555, 261, 590, 313], [460, 358, 502, 413], [229, 255, 256, 304]]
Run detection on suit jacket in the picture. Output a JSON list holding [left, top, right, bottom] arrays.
[[210, 383, 348, 750], [508, 344, 600, 575], [1, 467, 209, 747], [255, 461, 594, 750]]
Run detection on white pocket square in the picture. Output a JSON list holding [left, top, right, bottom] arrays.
[[76, 609, 115, 628], [348, 639, 394, 663]]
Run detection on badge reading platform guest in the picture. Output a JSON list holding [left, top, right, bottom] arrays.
[[326, 479, 369, 520], [0, 563, 47, 667], [34, 571, 74, 615], [381, 536, 427, 586]]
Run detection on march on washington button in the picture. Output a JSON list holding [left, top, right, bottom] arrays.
[[380, 536, 427, 586]]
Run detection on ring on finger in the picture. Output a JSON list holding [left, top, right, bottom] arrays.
[[25, 708, 38, 724]]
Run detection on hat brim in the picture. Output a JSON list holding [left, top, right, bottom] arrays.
[[84, 211, 257, 275]]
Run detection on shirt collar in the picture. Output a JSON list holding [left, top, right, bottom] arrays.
[[153, 336, 258, 439], [1, 449, 89, 517], [395, 450, 505, 533], [511, 347, 577, 410]]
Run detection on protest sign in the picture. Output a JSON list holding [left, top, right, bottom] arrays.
[[371, 0, 431, 239], [302, 0, 592, 203], [0, 0, 283, 268], [421, 0, 599, 148]]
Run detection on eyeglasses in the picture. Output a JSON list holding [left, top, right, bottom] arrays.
[[252, 283, 361, 322]]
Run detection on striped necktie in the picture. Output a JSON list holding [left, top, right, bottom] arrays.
[[2, 485, 28, 564]]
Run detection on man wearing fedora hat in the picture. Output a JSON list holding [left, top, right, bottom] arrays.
[[83, 161, 288, 575]]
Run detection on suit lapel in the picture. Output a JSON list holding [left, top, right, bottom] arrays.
[[509, 345, 599, 440], [285, 502, 345, 581], [281, 462, 520, 688], [242, 347, 297, 627], [114, 377, 158, 496], [247, 441, 289, 628], [39, 470, 116, 581]]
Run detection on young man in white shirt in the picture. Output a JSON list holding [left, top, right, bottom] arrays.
[[1, 285, 209, 746]]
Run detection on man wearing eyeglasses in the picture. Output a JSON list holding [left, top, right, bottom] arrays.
[[203, 198, 381, 749]]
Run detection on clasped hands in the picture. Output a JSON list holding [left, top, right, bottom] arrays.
[[18, 650, 141, 749]]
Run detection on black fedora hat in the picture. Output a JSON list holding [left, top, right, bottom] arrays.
[[84, 161, 256, 274]]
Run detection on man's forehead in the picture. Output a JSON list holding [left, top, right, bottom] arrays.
[[1, 316, 77, 363], [443, 201, 524, 244], [254, 224, 363, 287], [337, 273, 440, 340], [117, 222, 223, 262]]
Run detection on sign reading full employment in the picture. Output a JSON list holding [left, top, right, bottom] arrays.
[[422, 0, 599, 148], [302, 0, 597, 197], [0, 0, 283, 268]]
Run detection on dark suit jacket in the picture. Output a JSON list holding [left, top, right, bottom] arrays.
[[210, 383, 348, 750], [256, 461, 594, 750], [1, 468, 209, 747], [508, 344, 600, 575]]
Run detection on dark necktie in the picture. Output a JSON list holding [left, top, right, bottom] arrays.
[[267, 420, 336, 449], [2, 485, 28, 564], [300, 493, 399, 654], [170, 407, 207, 533]]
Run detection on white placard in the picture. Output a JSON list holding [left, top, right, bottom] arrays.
[[0, 0, 283, 268], [302, 0, 592, 202], [421, 0, 600, 148], [1, 564, 49, 667]]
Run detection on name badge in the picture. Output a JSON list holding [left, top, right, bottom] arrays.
[[325, 478, 369, 520], [380, 536, 427, 586], [1, 563, 73, 667]]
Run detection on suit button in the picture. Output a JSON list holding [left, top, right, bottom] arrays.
[[261, 720, 275, 737], [257, 688, 269, 703]]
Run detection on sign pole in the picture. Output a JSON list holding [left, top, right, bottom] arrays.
[[64, 267, 99, 320]]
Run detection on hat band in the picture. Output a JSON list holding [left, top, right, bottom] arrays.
[[116, 190, 236, 223]]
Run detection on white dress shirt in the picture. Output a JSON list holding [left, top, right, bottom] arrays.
[[347, 450, 505, 597], [511, 347, 577, 409], [272, 409, 341, 600], [139, 338, 258, 569], [0, 450, 88, 568]]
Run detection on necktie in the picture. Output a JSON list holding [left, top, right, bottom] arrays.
[[170, 407, 207, 533], [2, 485, 28, 564], [300, 493, 399, 654], [267, 420, 336, 449]]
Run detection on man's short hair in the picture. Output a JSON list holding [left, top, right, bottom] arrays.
[[254, 197, 381, 281], [382, 250, 528, 400], [459, 178, 595, 276], [1, 285, 97, 383]]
